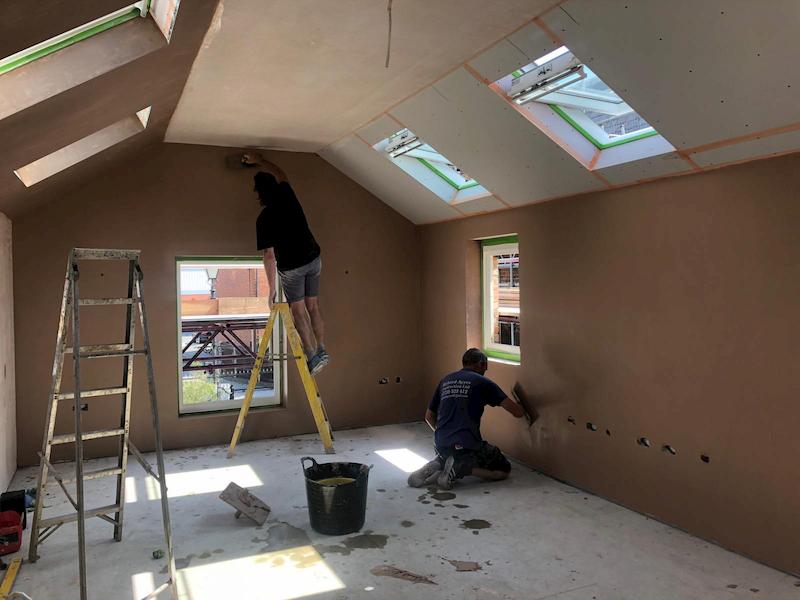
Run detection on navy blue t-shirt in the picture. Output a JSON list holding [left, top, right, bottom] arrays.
[[428, 369, 507, 450]]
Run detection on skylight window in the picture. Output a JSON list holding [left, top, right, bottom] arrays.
[[507, 46, 658, 149], [13, 107, 151, 187], [0, 0, 180, 77], [0, 2, 149, 76], [385, 129, 479, 191], [374, 128, 490, 204]]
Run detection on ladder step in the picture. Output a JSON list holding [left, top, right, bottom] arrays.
[[64, 344, 145, 359], [66, 343, 131, 354], [57, 386, 128, 400], [78, 297, 136, 306], [72, 248, 140, 260], [39, 504, 120, 529], [51, 428, 125, 445], [60, 467, 123, 484]]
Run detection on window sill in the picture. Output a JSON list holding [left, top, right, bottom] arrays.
[[488, 357, 520, 367], [178, 403, 285, 419]]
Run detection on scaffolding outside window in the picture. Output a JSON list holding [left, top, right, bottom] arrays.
[[507, 46, 658, 149], [176, 258, 282, 415], [482, 236, 520, 362]]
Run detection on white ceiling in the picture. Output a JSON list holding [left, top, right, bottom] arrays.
[[168, 0, 800, 224]]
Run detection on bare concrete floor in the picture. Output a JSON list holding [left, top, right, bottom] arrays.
[[7, 423, 799, 599]]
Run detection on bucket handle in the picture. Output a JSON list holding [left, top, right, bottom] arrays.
[[301, 456, 319, 473]]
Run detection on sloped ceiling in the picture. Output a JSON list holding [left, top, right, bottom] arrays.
[[166, 0, 800, 225], [0, 0, 219, 217], [5, 1, 800, 223]]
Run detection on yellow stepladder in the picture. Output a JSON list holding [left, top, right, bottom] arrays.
[[227, 303, 334, 457]]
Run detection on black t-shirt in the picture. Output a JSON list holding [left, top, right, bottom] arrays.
[[428, 368, 507, 450], [256, 182, 321, 271]]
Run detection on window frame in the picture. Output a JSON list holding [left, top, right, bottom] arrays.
[[481, 236, 521, 363], [175, 256, 284, 416], [506, 46, 659, 150], [0, 1, 150, 76], [375, 128, 490, 204]]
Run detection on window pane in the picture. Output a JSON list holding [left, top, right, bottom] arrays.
[[178, 261, 279, 413], [485, 245, 520, 353]]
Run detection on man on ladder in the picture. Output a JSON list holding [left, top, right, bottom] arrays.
[[244, 153, 329, 375]]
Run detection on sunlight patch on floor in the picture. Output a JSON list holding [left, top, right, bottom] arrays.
[[374, 448, 428, 473], [145, 464, 262, 500], [131, 571, 156, 599], [176, 545, 344, 600]]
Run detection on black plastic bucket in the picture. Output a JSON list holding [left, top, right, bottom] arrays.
[[301, 457, 371, 535]]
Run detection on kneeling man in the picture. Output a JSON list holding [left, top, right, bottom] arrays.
[[408, 348, 526, 490]]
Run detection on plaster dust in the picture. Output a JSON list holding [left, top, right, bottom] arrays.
[[7, 424, 798, 599]]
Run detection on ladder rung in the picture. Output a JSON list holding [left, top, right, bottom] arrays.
[[51, 428, 125, 445], [64, 344, 145, 359], [57, 386, 128, 400], [66, 344, 131, 354], [61, 467, 123, 484], [78, 298, 136, 306], [72, 248, 140, 260], [39, 504, 120, 529]]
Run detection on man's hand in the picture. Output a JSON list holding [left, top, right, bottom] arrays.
[[267, 292, 276, 311], [242, 152, 264, 166]]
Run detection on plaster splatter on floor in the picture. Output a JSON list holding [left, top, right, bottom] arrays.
[[431, 492, 456, 501], [401, 520, 415, 527], [445, 559, 482, 572], [370, 565, 437, 585], [161, 554, 194, 574], [461, 519, 491, 533], [316, 532, 389, 556]]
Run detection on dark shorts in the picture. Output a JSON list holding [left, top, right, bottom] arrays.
[[435, 441, 511, 479], [278, 256, 321, 303]]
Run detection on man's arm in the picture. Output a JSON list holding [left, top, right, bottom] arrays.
[[243, 152, 287, 183], [425, 409, 437, 431], [262, 248, 277, 309], [499, 397, 525, 419]]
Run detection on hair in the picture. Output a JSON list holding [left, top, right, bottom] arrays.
[[253, 171, 279, 206], [462, 348, 487, 367]]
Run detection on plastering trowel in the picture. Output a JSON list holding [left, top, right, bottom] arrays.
[[512, 382, 538, 427], [224, 152, 260, 170]]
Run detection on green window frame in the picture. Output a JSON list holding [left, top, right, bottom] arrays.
[[481, 235, 521, 363], [416, 158, 481, 191], [0, 1, 150, 76], [175, 256, 284, 416], [550, 105, 659, 150]]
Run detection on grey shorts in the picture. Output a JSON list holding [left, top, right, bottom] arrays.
[[278, 256, 321, 303]]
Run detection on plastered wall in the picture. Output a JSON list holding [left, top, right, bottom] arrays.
[[12, 144, 422, 467], [418, 153, 800, 576], [0, 212, 15, 490]]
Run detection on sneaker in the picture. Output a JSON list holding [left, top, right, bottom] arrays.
[[436, 455, 457, 490], [308, 349, 329, 375], [407, 460, 442, 488]]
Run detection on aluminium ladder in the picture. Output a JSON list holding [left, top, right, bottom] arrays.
[[28, 249, 177, 600], [227, 302, 335, 457]]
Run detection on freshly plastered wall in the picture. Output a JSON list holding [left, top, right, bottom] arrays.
[[418, 153, 800, 576], [0, 212, 15, 491], [13, 144, 422, 467]]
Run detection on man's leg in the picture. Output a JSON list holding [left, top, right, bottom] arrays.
[[289, 300, 317, 356], [304, 296, 325, 350], [407, 457, 443, 488], [470, 443, 511, 482], [471, 468, 509, 481]]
